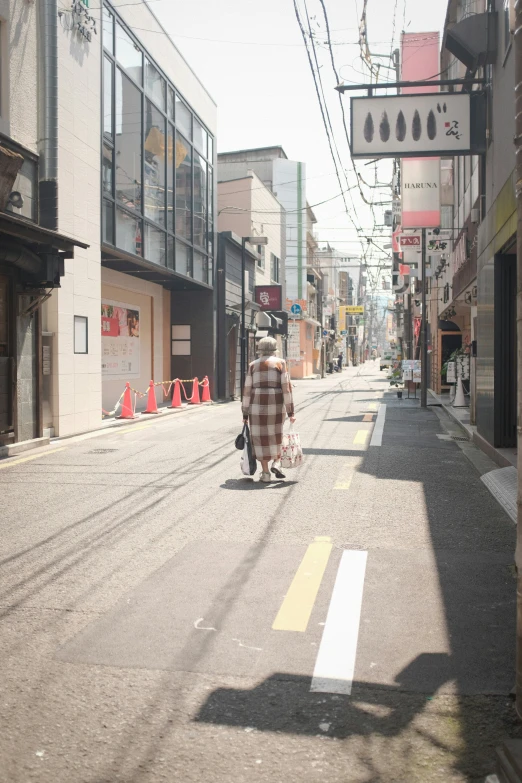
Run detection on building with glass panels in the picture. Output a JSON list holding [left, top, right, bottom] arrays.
[[34, 0, 217, 437]]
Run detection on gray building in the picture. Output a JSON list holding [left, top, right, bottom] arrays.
[[216, 232, 257, 400]]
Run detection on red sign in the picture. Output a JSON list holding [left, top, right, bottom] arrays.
[[255, 285, 282, 311], [399, 264, 411, 275], [101, 316, 119, 337], [399, 235, 421, 247]]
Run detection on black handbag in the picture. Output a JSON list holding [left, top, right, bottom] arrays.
[[235, 423, 247, 450]]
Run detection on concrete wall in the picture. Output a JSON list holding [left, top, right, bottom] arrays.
[[41, 0, 103, 437], [217, 171, 285, 291], [0, 0, 38, 147]]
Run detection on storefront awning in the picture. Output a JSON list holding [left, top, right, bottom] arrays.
[[0, 211, 88, 252]]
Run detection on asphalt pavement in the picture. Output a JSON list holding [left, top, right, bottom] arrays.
[[0, 362, 519, 782]]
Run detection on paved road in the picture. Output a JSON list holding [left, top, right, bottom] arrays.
[[0, 363, 518, 782]]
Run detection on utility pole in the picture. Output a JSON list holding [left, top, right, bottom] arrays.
[[420, 228, 428, 408], [514, 0, 522, 718]]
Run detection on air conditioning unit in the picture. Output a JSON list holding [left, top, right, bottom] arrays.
[[471, 208, 480, 224]]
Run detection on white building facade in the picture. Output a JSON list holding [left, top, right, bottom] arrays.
[[27, 0, 217, 438]]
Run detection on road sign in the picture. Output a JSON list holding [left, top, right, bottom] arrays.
[[290, 303, 302, 315], [323, 329, 328, 337], [341, 330, 347, 335]]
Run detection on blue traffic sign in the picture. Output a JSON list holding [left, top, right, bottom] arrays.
[[323, 329, 328, 336], [341, 330, 347, 335], [290, 303, 302, 315]]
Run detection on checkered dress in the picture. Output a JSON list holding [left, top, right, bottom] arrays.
[[242, 356, 295, 461]]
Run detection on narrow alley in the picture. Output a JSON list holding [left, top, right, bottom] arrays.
[[0, 364, 516, 783]]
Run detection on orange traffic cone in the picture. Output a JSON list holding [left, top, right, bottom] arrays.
[[201, 376, 211, 403], [190, 377, 201, 405], [143, 380, 160, 414], [117, 382, 137, 419], [169, 379, 182, 408]]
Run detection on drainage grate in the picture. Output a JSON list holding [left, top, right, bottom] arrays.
[[89, 448, 119, 454], [451, 436, 469, 442]]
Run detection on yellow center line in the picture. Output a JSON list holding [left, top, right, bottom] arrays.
[[272, 537, 333, 633], [354, 430, 369, 445], [334, 457, 363, 490], [0, 447, 67, 470]]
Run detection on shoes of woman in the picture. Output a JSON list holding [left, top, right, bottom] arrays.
[[271, 463, 286, 479], [260, 472, 272, 483]]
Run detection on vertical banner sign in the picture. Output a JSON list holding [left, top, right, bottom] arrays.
[[101, 299, 140, 378], [401, 31, 441, 229], [287, 322, 301, 361], [401, 158, 441, 228]]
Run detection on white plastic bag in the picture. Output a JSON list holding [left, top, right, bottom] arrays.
[[280, 423, 303, 470]]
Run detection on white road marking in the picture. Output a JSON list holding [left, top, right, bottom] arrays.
[[194, 618, 217, 631], [311, 550, 368, 696], [370, 404, 386, 447]]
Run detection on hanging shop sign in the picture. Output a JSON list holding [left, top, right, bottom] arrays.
[[399, 233, 421, 248], [255, 284, 282, 311], [350, 93, 484, 158], [101, 299, 140, 378], [401, 158, 441, 229], [342, 305, 364, 315]]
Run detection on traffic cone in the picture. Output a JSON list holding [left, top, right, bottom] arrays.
[[117, 382, 137, 419], [201, 376, 211, 403], [169, 379, 182, 408], [143, 380, 160, 414], [189, 377, 201, 405], [453, 377, 467, 407]]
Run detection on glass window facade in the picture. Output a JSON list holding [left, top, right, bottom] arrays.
[[103, 2, 214, 286]]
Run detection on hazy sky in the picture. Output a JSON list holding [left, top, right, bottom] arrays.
[[155, 0, 448, 289]]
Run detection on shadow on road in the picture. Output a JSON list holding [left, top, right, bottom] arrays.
[[220, 478, 298, 490]]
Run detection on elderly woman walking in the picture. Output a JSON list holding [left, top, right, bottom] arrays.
[[242, 336, 295, 482]]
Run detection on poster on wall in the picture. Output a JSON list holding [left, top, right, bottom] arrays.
[[101, 299, 140, 378], [287, 322, 301, 362]]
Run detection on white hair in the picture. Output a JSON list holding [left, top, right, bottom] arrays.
[[258, 336, 278, 355]]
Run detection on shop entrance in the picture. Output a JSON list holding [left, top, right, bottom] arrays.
[[0, 274, 13, 442]]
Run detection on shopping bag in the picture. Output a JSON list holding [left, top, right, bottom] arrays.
[[240, 423, 257, 476], [280, 423, 303, 470]]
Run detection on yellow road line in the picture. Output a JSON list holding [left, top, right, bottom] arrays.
[[334, 457, 363, 490], [354, 430, 369, 445], [0, 447, 66, 470], [272, 537, 333, 633], [367, 403, 378, 410]]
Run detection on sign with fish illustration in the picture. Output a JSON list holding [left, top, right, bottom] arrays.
[[350, 93, 471, 158]]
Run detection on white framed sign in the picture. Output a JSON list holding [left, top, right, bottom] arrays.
[[350, 93, 472, 158], [287, 322, 301, 362]]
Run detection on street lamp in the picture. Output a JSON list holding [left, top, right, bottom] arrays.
[[241, 236, 268, 394]]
